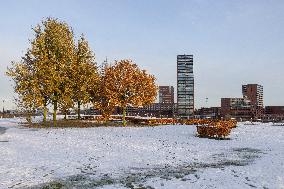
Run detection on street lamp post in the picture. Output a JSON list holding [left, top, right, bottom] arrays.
[[2, 100, 5, 117]]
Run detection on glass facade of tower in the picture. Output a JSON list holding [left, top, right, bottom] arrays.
[[177, 55, 194, 117]]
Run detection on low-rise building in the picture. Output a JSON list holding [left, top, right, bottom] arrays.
[[141, 103, 177, 117], [260, 106, 284, 122], [221, 98, 253, 121], [265, 106, 284, 115], [110, 103, 178, 118], [220, 84, 264, 121], [194, 107, 221, 119]]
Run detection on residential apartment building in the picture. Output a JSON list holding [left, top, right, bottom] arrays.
[[242, 84, 264, 118], [159, 86, 174, 104], [242, 84, 263, 107], [177, 55, 194, 117]]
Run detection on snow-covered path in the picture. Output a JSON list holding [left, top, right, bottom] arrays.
[[0, 118, 284, 189]]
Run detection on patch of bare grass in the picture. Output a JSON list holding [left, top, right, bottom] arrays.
[[23, 119, 164, 128]]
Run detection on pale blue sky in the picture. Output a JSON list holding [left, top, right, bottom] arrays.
[[1, 0, 284, 109]]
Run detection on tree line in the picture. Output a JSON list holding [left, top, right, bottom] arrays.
[[7, 18, 158, 126]]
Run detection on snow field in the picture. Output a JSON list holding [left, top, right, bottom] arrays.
[[0, 119, 283, 188]]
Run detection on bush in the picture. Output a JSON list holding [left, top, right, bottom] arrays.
[[196, 120, 237, 139], [197, 126, 231, 139]]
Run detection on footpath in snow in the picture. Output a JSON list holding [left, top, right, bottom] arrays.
[[0, 118, 284, 189]]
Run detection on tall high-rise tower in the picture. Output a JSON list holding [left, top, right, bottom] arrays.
[[177, 55, 194, 117]]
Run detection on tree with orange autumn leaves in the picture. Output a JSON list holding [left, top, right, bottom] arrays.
[[87, 62, 112, 122], [103, 60, 158, 126]]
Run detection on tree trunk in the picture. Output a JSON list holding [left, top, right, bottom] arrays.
[[53, 100, 57, 127], [77, 101, 81, 119], [43, 105, 47, 124], [26, 113, 32, 124], [122, 106, 126, 126]]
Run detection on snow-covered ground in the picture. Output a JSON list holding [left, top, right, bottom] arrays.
[[0, 118, 284, 189]]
